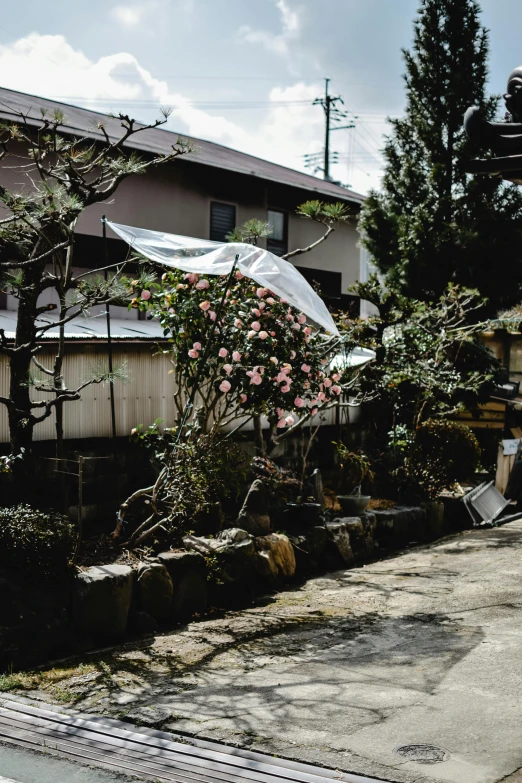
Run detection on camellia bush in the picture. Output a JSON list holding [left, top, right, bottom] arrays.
[[130, 267, 347, 436], [113, 267, 360, 544]]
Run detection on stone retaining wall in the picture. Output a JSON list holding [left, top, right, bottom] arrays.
[[0, 499, 461, 670]]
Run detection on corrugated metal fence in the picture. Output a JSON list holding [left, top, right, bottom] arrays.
[[0, 346, 176, 442]]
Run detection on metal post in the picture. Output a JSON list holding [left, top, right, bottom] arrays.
[[324, 78, 331, 180], [73, 455, 83, 564], [102, 216, 117, 439]]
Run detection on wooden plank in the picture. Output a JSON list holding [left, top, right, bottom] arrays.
[[0, 699, 381, 783]]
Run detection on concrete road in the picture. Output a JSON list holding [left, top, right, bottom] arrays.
[[28, 521, 522, 783]]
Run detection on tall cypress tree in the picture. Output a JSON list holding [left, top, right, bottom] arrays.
[[360, 0, 522, 314]]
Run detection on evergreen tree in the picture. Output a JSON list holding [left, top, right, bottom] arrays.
[[359, 0, 522, 314]]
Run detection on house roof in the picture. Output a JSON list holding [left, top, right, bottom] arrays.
[[0, 309, 165, 342], [0, 86, 365, 205]]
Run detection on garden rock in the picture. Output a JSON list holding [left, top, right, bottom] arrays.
[[135, 563, 173, 621], [171, 569, 208, 622], [372, 505, 425, 544], [289, 526, 328, 572], [339, 514, 376, 561], [325, 521, 354, 566], [236, 479, 271, 535], [73, 564, 133, 638], [254, 533, 296, 585], [158, 550, 207, 581], [308, 469, 325, 508], [129, 610, 159, 635], [183, 529, 255, 585], [281, 502, 322, 529]]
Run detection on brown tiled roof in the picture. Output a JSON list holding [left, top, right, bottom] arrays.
[[0, 86, 364, 205]]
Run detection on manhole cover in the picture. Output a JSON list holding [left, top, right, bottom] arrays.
[[396, 744, 450, 764]]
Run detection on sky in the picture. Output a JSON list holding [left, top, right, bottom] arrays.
[[0, 0, 522, 196]]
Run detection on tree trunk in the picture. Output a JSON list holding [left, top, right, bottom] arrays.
[[8, 263, 43, 455]]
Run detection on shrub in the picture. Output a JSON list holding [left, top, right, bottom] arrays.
[[405, 419, 481, 500], [0, 505, 76, 579], [334, 443, 375, 495]]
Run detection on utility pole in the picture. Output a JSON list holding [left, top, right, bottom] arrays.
[[309, 78, 356, 181]]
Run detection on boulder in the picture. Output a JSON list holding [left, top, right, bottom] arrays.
[[254, 533, 296, 585], [128, 610, 159, 635], [371, 506, 425, 545], [183, 528, 255, 585], [171, 569, 208, 622], [289, 526, 328, 573], [236, 479, 271, 535], [281, 502, 323, 529], [158, 550, 208, 623], [339, 514, 376, 561], [135, 563, 173, 621], [325, 521, 354, 566], [73, 564, 133, 638], [158, 550, 207, 581]]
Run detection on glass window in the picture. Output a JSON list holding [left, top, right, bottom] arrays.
[[210, 202, 236, 242], [267, 209, 285, 242]]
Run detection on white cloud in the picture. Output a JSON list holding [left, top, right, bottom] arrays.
[[110, 6, 143, 28], [0, 32, 382, 194], [239, 0, 301, 58]]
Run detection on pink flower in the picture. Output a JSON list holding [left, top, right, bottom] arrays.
[[281, 384, 291, 393], [141, 290, 151, 300], [301, 364, 311, 373], [290, 350, 296, 360], [297, 313, 306, 324], [232, 351, 242, 362], [235, 270, 244, 280], [259, 331, 268, 340], [286, 314, 295, 322], [331, 385, 342, 395], [285, 415, 295, 426], [321, 358, 328, 365], [259, 302, 266, 310], [199, 301, 211, 311], [294, 397, 304, 408], [280, 298, 288, 304], [219, 380, 231, 393], [332, 373, 341, 381], [270, 356, 278, 365], [248, 330, 256, 339], [193, 342, 202, 351], [270, 331, 276, 336], [234, 318, 243, 328], [188, 348, 199, 359], [252, 308, 261, 317], [176, 283, 185, 290], [223, 363, 233, 375], [169, 307, 175, 314], [209, 311, 217, 321], [303, 326, 312, 336], [324, 378, 332, 388], [267, 297, 276, 305], [184, 272, 199, 284], [161, 273, 167, 281], [240, 393, 248, 403], [277, 419, 286, 428], [292, 323, 301, 331], [130, 427, 137, 435], [196, 279, 210, 290], [276, 372, 288, 384], [219, 347, 228, 358], [311, 408, 318, 416], [317, 391, 326, 401], [251, 321, 261, 332], [276, 408, 284, 417], [256, 287, 266, 298]]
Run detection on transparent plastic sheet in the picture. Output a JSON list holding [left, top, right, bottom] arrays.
[[107, 221, 340, 336]]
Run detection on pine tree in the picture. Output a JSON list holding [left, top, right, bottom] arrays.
[[359, 0, 522, 314]]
